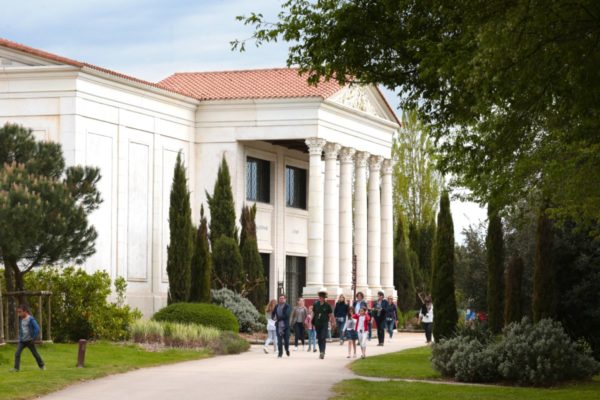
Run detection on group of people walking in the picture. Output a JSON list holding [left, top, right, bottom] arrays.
[[264, 290, 400, 360]]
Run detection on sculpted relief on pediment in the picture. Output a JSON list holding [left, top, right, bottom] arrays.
[[329, 85, 384, 119]]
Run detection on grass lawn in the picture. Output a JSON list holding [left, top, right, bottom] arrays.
[[0, 342, 209, 400], [333, 346, 600, 400]]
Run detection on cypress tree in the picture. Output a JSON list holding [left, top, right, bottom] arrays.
[[431, 191, 458, 341], [533, 207, 556, 322], [408, 222, 421, 288], [504, 254, 524, 325], [207, 156, 237, 245], [212, 236, 243, 291], [409, 250, 422, 305], [240, 204, 266, 309], [486, 204, 505, 333], [166, 152, 194, 304], [189, 205, 212, 303], [394, 217, 415, 312], [418, 219, 436, 291]]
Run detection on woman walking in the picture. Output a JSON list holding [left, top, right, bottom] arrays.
[[305, 305, 317, 352], [353, 306, 371, 359], [334, 295, 349, 345], [291, 298, 308, 351], [343, 307, 358, 358], [419, 296, 434, 344], [264, 299, 278, 354], [385, 296, 398, 340]]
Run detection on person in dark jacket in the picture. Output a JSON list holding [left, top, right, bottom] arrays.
[[352, 292, 368, 314], [385, 296, 398, 339], [373, 291, 389, 346], [272, 294, 291, 358], [334, 295, 349, 344], [11, 305, 45, 372]]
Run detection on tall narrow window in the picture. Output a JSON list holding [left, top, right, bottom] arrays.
[[260, 253, 270, 305], [246, 157, 270, 203], [285, 165, 307, 209], [285, 256, 306, 304]]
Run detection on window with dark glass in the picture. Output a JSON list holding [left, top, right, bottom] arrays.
[[285, 165, 307, 209], [285, 256, 306, 304], [260, 253, 270, 305], [246, 157, 270, 203]]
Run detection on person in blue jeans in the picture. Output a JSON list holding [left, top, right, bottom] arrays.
[[11, 305, 45, 372], [272, 294, 291, 358], [334, 294, 348, 345]]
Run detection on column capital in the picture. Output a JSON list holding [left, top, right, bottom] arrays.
[[323, 142, 342, 160], [368, 155, 384, 172], [381, 159, 393, 175], [339, 147, 356, 164], [305, 137, 327, 156], [355, 151, 370, 168]]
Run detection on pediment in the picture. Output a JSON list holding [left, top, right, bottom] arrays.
[[328, 84, 397, 124], [0, 47, 60, 67]]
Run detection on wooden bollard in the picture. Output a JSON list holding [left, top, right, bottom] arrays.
[[77, 339, 87, 368]]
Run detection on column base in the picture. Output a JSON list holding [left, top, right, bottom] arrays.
[[302, 285, 328, 300], [382, 287, 398, 300]]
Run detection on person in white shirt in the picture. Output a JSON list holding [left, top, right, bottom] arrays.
[[418, 296, 434, 344]]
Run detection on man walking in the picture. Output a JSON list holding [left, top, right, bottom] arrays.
[[272, 294, 291, 358], [312, 291, 334, 359], [11, 304, 45, 372], [373, 291, 389, 346]]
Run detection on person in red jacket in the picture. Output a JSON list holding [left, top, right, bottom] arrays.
[[352, 306, 371, 359]]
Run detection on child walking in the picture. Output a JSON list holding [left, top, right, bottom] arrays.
[[353, 306, 371, 359], [264, 299, 278, 355], [343, 307, 358, 358], [305, 305, 317, 352]]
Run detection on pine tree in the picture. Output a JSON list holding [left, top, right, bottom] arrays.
[[206, 156, 237, 245], [394, 217, 415, 312], [239, 204, 266, 309], [189, 205, 212, 303], [431, 191, 458, 341], [533, 208, 556, 322], [166, 152, 194, 304], [212, 236, 243, 291], [504, 254, 524, 325], [486, 204, 505, 333]]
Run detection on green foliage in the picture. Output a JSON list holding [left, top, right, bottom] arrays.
[[533, 209, 556, 322], [394, 218, 415, 312], [504, 255, 524, 325], [131, 319, 221, 348], [408, 220, 435, 293], [455, 223, 488, 310], [235, 0, 600, 233], [206, 156, 237, 245], [432, 336, 500, 383], [486, 205, 504, 333], [190, 205, 212, 303], [211, 288, 266, 333], [152, 302, 239, 333], [212, 236, 243, 291], [210, 330, 251, 355], [166, 152, 194, 304], [392, 109, 442, 228], [431, 191, 458, 341], [24, 266, 141, 342], [0, 123, 101, 298], [239, 204, 266, 309]]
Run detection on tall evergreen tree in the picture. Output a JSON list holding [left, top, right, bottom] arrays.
[[166, 152, 194, 304], [207, 156, 237, 245], [431, 191, 458, 341], [239, 204, 266, 309], [418, 219, 436, 291], [189, 205, 212, 303], [504, 254, 524, 325], [394, 217, 415, 312], [212, 236, 243, 291], [533, 208, 556, 322], [486, 204, 505, 333]]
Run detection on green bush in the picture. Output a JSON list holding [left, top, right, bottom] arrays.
[[211, 288, 265, 333], [209, 331, 251, 355], [23, 266, 141, 342], [152, 302, 239, 333]]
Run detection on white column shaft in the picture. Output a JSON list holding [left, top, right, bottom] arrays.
[[339, 148, 355, 294], [305, 138, 326, 292], [381, 159, 395, 294], [368, 155, 383, 292], [353, 152, 369, 292], [323, 143, 341, 292]]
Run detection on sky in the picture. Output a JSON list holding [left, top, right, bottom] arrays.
[[0, 0, 487, 241]]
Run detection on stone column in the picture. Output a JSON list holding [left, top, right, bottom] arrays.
[[304, 137, 327, 297], [354, 151, 370, 295], [338, 147, 355, 295], [368, 155, 383, 294], [380, 159, 396, 296], [323, 142, 341, 294]]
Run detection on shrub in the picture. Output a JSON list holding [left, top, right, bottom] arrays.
[[24, 266, 141, 342], [152, 302, 239, 333], [497, 318, 600, 386], [209, 331, 251, 355], [130, 319, 164, 344], [211, 288, 266, 333]]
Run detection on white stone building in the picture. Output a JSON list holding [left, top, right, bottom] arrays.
[[0, 39, 399, 315]]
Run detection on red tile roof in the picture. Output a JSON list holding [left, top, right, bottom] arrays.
[[0, 38, 194, 98], [159, 68, 344, 101]]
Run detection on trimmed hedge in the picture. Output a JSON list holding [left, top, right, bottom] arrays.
[[152, 303, 239, 333]]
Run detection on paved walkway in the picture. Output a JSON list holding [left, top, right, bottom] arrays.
[[41, 332, 425, 400]]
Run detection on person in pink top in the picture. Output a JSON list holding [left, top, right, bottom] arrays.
[[353, 306, 371, 359]]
